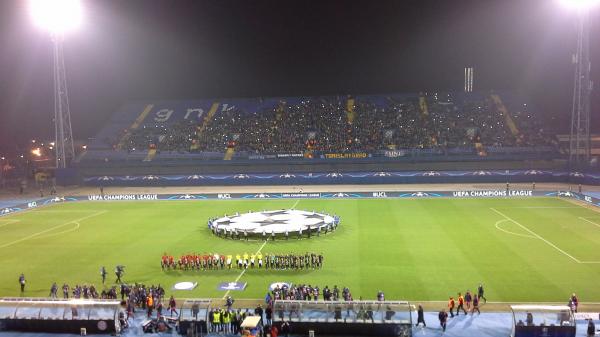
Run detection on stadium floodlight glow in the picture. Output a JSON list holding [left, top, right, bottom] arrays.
[[558, 0, 600, 11], [29, 0, 82, 34]]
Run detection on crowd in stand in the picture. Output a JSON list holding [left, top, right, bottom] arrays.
[[123, 121, 197, 153], [119, 93, 558, 155]]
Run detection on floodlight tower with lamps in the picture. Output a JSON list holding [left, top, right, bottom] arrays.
[[29, 0, 82, 169], [559, 0, 597, 168]]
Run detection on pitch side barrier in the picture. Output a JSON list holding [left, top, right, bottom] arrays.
[[79, 170, 600, 187], [2, 190, 598, 218], [272, 300, 413, 336], [0, 298, 121, 335]]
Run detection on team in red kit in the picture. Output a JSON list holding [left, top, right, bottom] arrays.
[[161, 252, 324, 271]]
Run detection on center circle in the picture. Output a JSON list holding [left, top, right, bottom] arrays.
[[208, 209, 339, 235]]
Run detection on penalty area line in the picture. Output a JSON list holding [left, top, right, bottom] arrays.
[[494, 219, 536, 239], [0, 210, 107, 249], [222, 240, 268, 299], [490, 208, 582, 264], [578, 217, 600, 229], [0, 219, 20, 229]]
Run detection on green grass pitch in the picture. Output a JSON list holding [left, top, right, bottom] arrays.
[[1, 197, 600, 302]]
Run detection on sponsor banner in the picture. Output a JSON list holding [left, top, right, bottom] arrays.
[[83, 170, 600, 185], [321, 192, 366, 198], [217, 282, 247, 291], [581, 193, 600, 205], [398, 192, 446, 198], [383, 150, 407, 158], [276, 153, 303, 158], [248, 153, 302, 160], [452, 190, 533, 198], [322, 152, 369, 159], [166, 194, 208, 200], [249, 154, 277, 160], [88, 194, 158, 201], [281, 193, 321, 198], [0, 196, 79, 217], [2, 189, 598, 217], [554, 191, 600, 207], [574, 312, 600, 320]]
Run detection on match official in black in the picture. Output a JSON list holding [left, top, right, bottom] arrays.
[[18, 273, 26, 293], [478, 283, 487, 303]]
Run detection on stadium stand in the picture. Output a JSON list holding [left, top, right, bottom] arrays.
[[66, 91, 571, 185], [81, 92, 559, 163]]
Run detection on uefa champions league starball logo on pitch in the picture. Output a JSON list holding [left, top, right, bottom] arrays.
[[209, 209, 339, 235], [172, 281, 198, 291]]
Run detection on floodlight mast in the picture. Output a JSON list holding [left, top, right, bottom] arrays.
[[29, 0, 80, 168], [568, 5, 594, 169], [52, 32, 75, 169]]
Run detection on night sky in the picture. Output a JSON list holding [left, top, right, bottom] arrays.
[[0, 0, 598, 155]]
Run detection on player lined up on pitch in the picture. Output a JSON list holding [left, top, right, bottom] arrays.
[[161, 252, 324, 270]]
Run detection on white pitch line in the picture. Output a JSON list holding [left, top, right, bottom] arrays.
[[0, 210, 107, 249], [291, 199, 300, 209], [415, 300, 600, 305], [35, 222, 81, 240], [507, 206, 581, 209], [222, 240, 268, 299], [0, 219, 20, 229], [494, 219, 536, 239], [579, 217, 600, 229], [30, 209, 108, 213], [490, 208, 582, 263]]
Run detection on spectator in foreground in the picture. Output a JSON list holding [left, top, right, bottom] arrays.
[[472, 295, 480, 315], [416, 304, 426, 327], [587, 319, 595, 337], [570, 293, 579, 313], [447, 297, 455, 318], [168, 295, 178, 317], [438, 309, 448, 332]]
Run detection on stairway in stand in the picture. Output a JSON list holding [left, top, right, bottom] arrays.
[[490, 94, 520, 137], [223, 147, 235, 160], [346, 97, 356, 124]]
